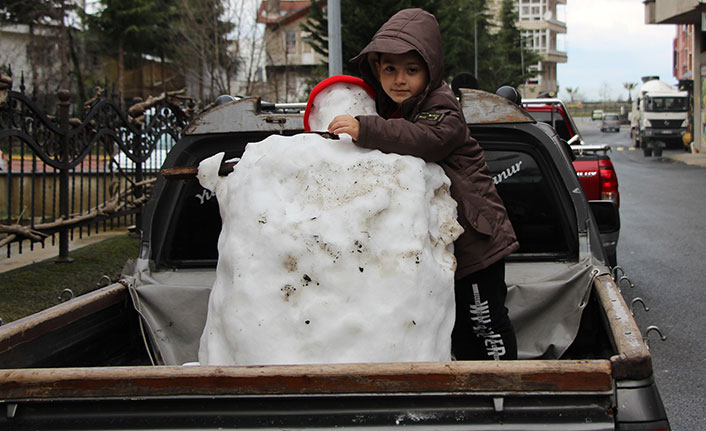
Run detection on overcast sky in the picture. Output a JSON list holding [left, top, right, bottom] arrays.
[[556, 0, 677, 102]]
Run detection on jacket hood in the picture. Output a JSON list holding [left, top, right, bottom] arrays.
[[352, 9, 444, 116]]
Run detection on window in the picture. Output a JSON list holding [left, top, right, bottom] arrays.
[[285, 31, 297, 53], [519, 0, 548, 21], [528, 111, 571, 141], [644, 96, 688, 112], [483, 149, 573, 256], [166, 178, 222, 265]]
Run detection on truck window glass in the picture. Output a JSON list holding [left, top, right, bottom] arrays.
[[526, 111, 571, 141], [165, 179, 222, 266], [645, 96, 688, 112], [162, 148, 572, 265], [484, 149, 571, 256]]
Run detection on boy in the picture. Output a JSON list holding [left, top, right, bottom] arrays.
[[327, 8, 519, 360]]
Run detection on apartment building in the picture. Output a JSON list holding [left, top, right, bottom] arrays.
[[490, 0, 567, 98], [645, 0, 706, 152], [257, 0, 326, 102], [673, 24, 693, 80]]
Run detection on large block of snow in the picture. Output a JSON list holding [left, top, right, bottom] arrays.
[[197, 137, 462, 365], [197, 81, 462, 366]]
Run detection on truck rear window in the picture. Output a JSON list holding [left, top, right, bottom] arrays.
[[161, 146, 574, 267], [526, 111, 573, 141], [484, 149, 574, 257], [164, 178, 222, 266]]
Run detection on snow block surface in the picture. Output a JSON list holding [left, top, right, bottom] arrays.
[[197, 136, 462, 365], [197, 82, 462, 365]]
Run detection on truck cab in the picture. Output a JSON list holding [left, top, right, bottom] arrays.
[[630, 78, 689, 156]]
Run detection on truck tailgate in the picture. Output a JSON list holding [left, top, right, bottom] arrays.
[[1, 361, 614, 430], [1, 360, 612, 398]]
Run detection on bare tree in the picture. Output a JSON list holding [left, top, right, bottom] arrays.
[[171, 0, 237, 104], [599, 82, 612, 102], [233, 0, 266, 96]]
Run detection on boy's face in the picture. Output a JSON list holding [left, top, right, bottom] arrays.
[[375, 51, 429, 105]]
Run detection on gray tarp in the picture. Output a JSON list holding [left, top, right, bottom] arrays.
[[506, 256, 601, 359], [126, 255, 603, 365]]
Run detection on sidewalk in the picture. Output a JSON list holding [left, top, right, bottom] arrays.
[[0, 229, 130, 273], [664, 151, 706, 168]]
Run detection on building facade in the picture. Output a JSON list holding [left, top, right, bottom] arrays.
[[673, 24, 693, 81], [645, 0, 706, 153], [512, 0, 568, 98], [0, 24, 62, 96], [257, 0, 326, 102]]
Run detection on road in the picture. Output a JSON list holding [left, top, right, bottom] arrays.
[[578, 117, 706, 430]]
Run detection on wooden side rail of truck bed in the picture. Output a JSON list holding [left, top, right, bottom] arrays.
[[0, 283, 128, 359], [592, 274, 652, 380]]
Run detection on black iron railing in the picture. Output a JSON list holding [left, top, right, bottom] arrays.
[[0, 72, 192, 260]]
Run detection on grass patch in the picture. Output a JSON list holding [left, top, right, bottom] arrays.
[[0, 233, 140, 324]]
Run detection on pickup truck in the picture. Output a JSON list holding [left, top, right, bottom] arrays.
[[521, 98, 619, 267], [0, 89, 669, 430]]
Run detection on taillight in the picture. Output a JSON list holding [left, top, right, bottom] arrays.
[[598, 158, 619, 206]]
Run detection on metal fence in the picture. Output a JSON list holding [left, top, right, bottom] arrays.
[[0, 73, 192, 260]]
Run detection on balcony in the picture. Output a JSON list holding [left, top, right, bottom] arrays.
[[518, 19, 567, 34], [645, 0, 706, 25], [544, 50, 568, 64]]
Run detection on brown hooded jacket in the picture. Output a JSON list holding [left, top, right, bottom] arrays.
[[351, 8, 519, 278]]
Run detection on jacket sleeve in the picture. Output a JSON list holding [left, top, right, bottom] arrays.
[[355, 105, 468, 163]]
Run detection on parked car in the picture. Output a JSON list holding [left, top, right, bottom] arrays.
[[591, 109, 604, 121], [601, 113, 621, 133]]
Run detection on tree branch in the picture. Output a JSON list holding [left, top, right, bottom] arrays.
[[0, 178, 156, 245]]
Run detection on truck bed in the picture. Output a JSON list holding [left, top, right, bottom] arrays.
[[0, 275, 642, 431], [0, 272, 649, 389]]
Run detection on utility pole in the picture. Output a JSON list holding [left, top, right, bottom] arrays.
[[474, 18, 478, 78], [328, 0, 343, 76]]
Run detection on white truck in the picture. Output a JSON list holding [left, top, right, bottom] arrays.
[[630, 77, 689, 156]]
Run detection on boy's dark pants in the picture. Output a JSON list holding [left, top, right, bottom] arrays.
[[451, 259, 518, 360]]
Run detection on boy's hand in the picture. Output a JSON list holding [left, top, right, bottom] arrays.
[[328, 115, 360, 141]]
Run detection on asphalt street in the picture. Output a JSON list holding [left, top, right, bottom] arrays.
[[578, 117, 706, 431]]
